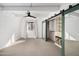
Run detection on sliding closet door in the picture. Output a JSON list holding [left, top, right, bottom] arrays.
[[65, 9, 79, 56]]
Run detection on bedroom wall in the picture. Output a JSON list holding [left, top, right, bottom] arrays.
[[0, 10, 22, 48]]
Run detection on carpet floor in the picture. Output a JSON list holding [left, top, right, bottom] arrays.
[[0, 39, 61, 56]]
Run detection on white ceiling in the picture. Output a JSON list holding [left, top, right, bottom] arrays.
[[0, 3, 64, 11], [0, 3, 78, 19], [12, 11, 52, 18], [0, 3, 62, 7]]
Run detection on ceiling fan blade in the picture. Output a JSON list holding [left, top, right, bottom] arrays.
[[24, 15, 36, 18], [30, 15, 36, 18]]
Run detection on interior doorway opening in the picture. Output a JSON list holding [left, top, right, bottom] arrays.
[[25, 19, 38, 39]]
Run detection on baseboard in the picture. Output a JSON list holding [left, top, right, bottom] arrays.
[[0, 40, 25, 50]]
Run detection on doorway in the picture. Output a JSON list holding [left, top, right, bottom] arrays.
[[26, 21, 37, 39], [48, 19, 55, 41]]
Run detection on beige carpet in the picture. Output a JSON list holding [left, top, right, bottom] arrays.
[[0, 39, 61, 56], [65, 40, 79, 56]]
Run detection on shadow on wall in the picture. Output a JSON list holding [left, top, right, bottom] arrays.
[[1, 33, 24, 49], [65, 32, 77, 41], [5, 33, 16, 47]]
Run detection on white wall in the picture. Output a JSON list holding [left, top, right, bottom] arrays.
[[42, 22, 46, 39], [0, 10, 22, 48]]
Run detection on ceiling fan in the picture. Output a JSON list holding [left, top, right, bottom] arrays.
[[13, 3, 36, 18], [24, 10, 36, 18], [23, 3, 36, 18]]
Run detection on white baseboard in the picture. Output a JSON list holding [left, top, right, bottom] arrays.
[[0, 40, 25, 50]]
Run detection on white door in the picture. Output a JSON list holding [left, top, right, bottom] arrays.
[[26, 22, 36, 39]]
